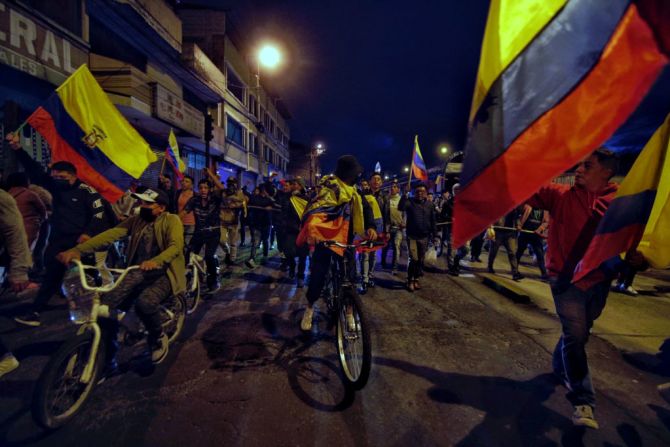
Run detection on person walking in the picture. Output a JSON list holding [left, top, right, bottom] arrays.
[[528, 149, 623, 429], [175, 175, 196, 245], [358, 178, 384, 294], [278, 177, 309, 287], [246, 184, 275, 268], [209, 172, 246, 266], [516, 204, 549, 279], [6, 172, 48, 250], [381, 181, 404, 275], [398, 182, 437, 292], [487, 209, 524, 281]]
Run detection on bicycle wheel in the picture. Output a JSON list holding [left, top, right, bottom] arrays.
[[161, 294, 186, 343], [32, 331, 105, 429], [184, 268, 201, 314], [336, 288, 372, 390]]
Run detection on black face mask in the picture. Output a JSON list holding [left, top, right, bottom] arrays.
[[53, 179, 72, 190], [139, 207, 157, 222]]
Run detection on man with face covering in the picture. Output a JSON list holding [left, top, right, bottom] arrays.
[[7, 133, 115, 327], [58, 188, 185, 364]]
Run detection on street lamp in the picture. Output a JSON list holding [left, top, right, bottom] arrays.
[[258, 44, 281, 69], [310, 143, 326, 187], [440, 146, 449, 155], [403, 166, 410, 173]]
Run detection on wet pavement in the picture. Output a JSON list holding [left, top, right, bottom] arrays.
[[1, 250, 669, 446]]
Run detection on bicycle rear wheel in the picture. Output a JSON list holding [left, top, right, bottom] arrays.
[[336, 288, 372, 390], [32, 331, 104, 429]]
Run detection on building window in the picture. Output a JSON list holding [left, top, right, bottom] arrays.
[[249, 133, 257, 154], [226, 115, 245, 147], [227, 67, 246, 103], [187, 151, 206, 169], [269, 119, 275, 137], [264, 145, 273, 162], [249, 95, 258, 119]]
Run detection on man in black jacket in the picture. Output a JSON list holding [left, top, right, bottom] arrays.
[[9, 140, 114, 327], [246, 184, 276, 268], [398, 182, 437, 291], [278, 177, 309, 287]]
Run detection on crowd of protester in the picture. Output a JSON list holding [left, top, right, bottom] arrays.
[[0, 142, 666, 430]]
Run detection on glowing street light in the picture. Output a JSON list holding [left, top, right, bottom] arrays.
[[440, 146, 449, 155], [403, 166, 410, 173], [258, 44, 281, 69], [384, 175, 389, 180]]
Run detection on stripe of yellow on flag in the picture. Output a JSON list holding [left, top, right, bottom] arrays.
[[469, 0, 568, 123], [638, 114, 670, 268], [168, 129, 186, 172], [56, 64, 157, 178]]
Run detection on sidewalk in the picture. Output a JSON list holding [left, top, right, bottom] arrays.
[[459, 250, 670, 356]]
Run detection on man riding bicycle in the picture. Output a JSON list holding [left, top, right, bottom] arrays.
[[297, 155, 378, 331], [58, 188, 186, 364]]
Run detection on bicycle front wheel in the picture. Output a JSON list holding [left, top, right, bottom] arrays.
[[161, 294, 186, 343], [32, 331, 104, 429], [184, 269, 201, 315], [336, 288, 372, 389]]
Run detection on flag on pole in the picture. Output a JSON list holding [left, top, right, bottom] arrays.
[[26, 64, 156, 202], [164, 129, 185, 180], [374, 162, 381, 173], [573, 113, 670, 281], [411, 135, 428, 182], [452, 0, 670, 248]]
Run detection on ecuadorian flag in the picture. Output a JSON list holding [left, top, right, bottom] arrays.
[[26, 64, 156, 202], [411, 135, 428, 182], [165, 129, 185, 181], [453, 0, 670, 248], [573, 113, 670, 281]]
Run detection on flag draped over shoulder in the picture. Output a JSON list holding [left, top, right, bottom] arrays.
[[165, 129, 185, 180], [411, 135, 428, 182], [453, 0, 670, 248], [573, 114, 670, 281], [26, 64, 156, 202], [296, 175, 364, 255]]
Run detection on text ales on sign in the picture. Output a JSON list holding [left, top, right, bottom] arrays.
[[0, 1, 87, 85]]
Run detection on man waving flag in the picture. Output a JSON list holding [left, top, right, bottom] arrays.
[[453, 0, 670, 248], [22, 64, 156, 202]]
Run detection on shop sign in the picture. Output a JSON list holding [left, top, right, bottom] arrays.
[[153, 83, 205, 139], [0, 1, 87, 84]]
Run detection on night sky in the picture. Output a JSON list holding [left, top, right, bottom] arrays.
[[187, 0, 670, 176]]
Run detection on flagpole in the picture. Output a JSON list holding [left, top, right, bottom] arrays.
[[407, 135, 417, 191], [159, 152, 166, 177]]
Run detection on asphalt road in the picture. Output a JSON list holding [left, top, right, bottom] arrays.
[[1, 255, 669, 446]]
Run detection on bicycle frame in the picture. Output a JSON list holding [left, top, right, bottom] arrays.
[[67, 259, 139, 384], [187, 252, 206, 293]]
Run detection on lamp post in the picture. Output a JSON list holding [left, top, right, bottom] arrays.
[[253, 43, 282, 182], [310, 143, 325, 187]]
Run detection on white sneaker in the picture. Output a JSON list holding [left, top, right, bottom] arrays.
[[572, 404, 599, 429], [0, 354, 20, 379], [300, 305, 314, 331], [623, 285, 638, 296]]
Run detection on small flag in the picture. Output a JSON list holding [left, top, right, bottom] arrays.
[[574, 113, 670, 282], [452, 0, 670, 248], [164, 129, 185, 181], [411, 135, 428, 182], [374, 162, 381, 173], [26, 64, 156, 202]]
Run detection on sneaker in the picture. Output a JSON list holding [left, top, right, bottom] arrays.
[[0, 354, 19, 379], [149, 333, 169, 364], [245, 259, 257, 269], [300, 305, 314, 331], [297, 278, 305, 288], [512, 272, 524, 281], [14, 311, 41, 327], [413, 280, 421, 290], [359, 283, 368, 295], [447, 267, 460, 277], [622, 285, 638, 296], [487, 267, 495, 274], [97, 358, 120, 385], [406, 281, 415, 292], [367, 279, 375, 288], [208, 282, 221, 294], [572, 405, 599, 429]]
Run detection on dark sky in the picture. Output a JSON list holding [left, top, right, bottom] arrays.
[[187, 0, 670, 175]]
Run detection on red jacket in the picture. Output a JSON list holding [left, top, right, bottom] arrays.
[[528, 182, 618, 280]]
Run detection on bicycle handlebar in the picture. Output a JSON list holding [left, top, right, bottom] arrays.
[[322, 239, 386, 249], [69, 259, 140, 293]]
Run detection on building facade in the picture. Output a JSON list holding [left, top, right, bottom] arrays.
[[0, 0, 290, 191]]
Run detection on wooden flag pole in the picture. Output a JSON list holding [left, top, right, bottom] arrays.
[[407, 135, 417, 191]]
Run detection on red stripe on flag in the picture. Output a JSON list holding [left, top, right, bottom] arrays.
[[27, 107, 124, 202], [453, 6, 668, 247]]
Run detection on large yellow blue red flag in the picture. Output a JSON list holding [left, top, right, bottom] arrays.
[[26, 64, 156, 202], [165, 129, 185, 180], [453, 0, 670, 248], [574, 113, 670, 281], [411, 135, 428, 182]]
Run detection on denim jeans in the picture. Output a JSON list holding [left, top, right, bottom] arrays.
[[381, 228, 403, 268], [359, 251, 377, 283], [551, 279, 610, 407]]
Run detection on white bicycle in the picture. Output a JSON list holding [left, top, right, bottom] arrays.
[[184, 252, 207, 314], [32, 259, 185, 429]]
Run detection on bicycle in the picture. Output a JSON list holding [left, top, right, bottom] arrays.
[[317, 240, 384, 390], [32, 259, 186, 429]]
